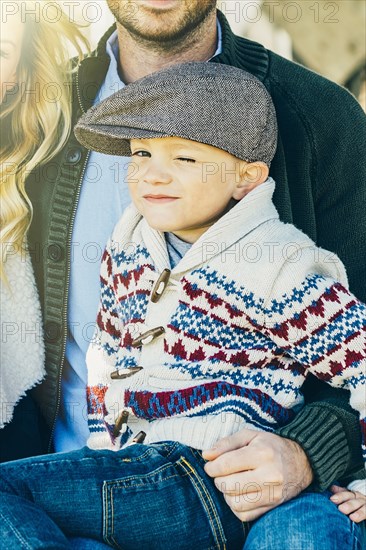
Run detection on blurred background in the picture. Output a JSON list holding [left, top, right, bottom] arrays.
[[60, 0, 366, 110]]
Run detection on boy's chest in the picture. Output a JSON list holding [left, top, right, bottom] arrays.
[[111, 258, 279, 376]]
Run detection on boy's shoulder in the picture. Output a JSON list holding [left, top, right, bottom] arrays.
[[259, 217, 348, 297]]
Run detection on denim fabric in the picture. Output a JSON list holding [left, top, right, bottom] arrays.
[[0, 443, 364, 550], [244, 490, 365, 550], [68, 538, 110, 549], [0, 443, 244, 549]]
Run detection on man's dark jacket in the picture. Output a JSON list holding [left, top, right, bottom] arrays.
[[26, 12, 366, 489]]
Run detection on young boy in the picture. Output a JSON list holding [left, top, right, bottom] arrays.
[[0, 62, 365, 548], [77, 61, 366, 531]]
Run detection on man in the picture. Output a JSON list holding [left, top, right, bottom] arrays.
[[25, 1, 365, 547]]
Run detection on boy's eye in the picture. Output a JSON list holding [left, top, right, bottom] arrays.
[[0, 50, 10, 59], [176, 157, 196, 163], [131, 150, 151, 157]]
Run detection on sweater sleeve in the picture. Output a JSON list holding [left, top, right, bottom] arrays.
[[86, 239, 123, 449], [264, 247, 366, 488]]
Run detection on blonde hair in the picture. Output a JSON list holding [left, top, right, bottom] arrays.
[[0, 1, 89, 277]]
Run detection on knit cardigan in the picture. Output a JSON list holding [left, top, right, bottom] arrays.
[[0, 251, 45, 428], [87, 181, 366, 458]]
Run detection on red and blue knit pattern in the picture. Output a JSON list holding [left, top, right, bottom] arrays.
[[87, 243, 366, 458], [124, 382, 297, 430]]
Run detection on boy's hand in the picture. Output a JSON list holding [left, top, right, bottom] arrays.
[[203, 429, 313, 521], [330, 485, 366, 523]]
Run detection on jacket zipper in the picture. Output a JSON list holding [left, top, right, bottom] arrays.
[[47, 69, 89, 452]]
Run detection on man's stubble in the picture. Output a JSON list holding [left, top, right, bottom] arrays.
[[106, 0, 217, 53]]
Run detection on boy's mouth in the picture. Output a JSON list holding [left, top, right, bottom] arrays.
[[143, 194, 179, 203]]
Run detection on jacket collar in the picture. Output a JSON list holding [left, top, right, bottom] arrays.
[[75, 11, 269, 112], [75, 24, 116, 113], [213, 11, 269, 81]]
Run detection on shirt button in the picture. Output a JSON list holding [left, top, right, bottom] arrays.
[[45, 321, 61, 343], [65, 147, 82, 165], [47, 244, 64, 262]]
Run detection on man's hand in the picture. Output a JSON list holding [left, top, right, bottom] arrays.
[[203, 429, 313, 522]]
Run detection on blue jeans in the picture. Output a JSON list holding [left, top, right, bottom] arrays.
[[0, 443, 364, 550]]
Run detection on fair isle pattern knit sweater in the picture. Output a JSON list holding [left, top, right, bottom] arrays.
[[87, 180, 366, 458]]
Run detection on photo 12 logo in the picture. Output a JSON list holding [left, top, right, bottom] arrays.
[[219, 1, 339, 24]]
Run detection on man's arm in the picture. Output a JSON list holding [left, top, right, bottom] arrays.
[[277, 382, 362, 489], [203, 398, 362, 521]]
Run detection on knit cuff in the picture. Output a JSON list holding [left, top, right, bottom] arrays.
[[275, 405, 349, 491]]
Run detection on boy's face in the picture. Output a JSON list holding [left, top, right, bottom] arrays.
[[127, 136, 247, 243]]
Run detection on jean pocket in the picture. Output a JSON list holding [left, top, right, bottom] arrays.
[[102, 455, 227, 550]]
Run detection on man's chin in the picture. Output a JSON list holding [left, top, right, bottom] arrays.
[[110, 0, 216, 47]]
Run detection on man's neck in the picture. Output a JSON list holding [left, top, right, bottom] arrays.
[[116, 12, 218, 84]]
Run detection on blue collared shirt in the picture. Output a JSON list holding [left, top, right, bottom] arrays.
[[54, 22, 223, 451]]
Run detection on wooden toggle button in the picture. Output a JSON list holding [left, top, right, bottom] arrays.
[[113, 410, 129, 437], [110, 366, 143, 380], [151, 269, 171, 303], [131, 326, 165, 348], [130, 431, 146, 444]]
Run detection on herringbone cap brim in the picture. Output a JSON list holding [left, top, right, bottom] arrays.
[[74, 62, 278, 165]]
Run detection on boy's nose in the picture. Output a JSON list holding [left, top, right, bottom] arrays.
[[142, 161, 172, 185]]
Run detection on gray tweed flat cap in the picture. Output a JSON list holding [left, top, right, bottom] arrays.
[[74, 62, 277, 165]]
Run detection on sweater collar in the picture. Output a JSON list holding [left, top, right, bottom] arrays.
[[140, 178, 279, 275], [76, 11, 269, 112]]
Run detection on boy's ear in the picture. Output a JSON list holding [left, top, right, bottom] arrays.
[[232, 161, 269, 200]]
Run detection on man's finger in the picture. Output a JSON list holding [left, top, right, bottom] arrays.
[[330, 489, 357, 505], [204, 446, 260, 478], [349, 505, 366, 523], [212, 471, 282, 498], [223, 493, 274, 522], [202, 428, 258, 460], [330, 484, 347, 495], [338, 499, 365, 516]]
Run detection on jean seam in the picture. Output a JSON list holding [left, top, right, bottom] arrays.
[[178, 456, 227, 550], [351, 520, 363, 550], [163, 441, 181, 458], [102, 463, 187, 546], [103, 482, 123, 549], [103, 482, 121, 548], [0, 512, 34, 550], [118, 447, 156, 463], [104, 462, 187, 488], [102, 481, 111, 547], [109, 486, 122, 550]]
